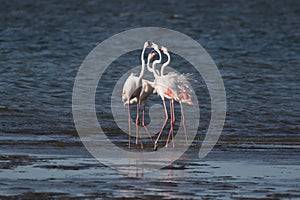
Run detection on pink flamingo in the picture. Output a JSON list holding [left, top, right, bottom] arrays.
[[148, 43, 194, 150], [122, 41, 153, 148], [159, 46, 194, 148], [139, 50, 158, 127], [136, 51, 158, 146]]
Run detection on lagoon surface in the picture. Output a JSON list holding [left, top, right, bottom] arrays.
[[1, 0, 299, 199]]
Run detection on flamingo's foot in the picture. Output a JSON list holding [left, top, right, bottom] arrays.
[[154, 142, 158, 151]]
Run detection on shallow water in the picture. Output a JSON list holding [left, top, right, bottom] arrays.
[[1, 0, 300, 199]]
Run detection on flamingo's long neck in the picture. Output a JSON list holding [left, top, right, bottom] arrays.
[[161, 51, 170, 75], [138, 46, 147, 80], [152, 48, 162, 77], [147, 56, 153, 75]]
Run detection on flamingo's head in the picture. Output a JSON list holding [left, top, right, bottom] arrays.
[[147, 50, 157, 61], [160, 46, 168, 54], [151, 42, 159, 51], [144, 41, 150, 49]]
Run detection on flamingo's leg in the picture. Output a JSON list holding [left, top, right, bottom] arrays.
[[142, 104, 153, 143], [154, 98, 168, 151], [142, 104, 145, 126], [171, 100, 175, 149], [166, 100, 174, 148], [136, 103, 140, 145], [139, 129, 143, 149], [180, 102, 188, 145], [128, 104, 131, 148], [172, 100, 175, 123]]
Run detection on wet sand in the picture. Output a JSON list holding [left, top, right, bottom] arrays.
[[0, 133, 299, 199]]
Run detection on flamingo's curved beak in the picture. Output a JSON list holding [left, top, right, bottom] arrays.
[[151, 42, 157, 48], [151, 50, 157, 57]]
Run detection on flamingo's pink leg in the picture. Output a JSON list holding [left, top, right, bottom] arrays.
[[180, 102, 188, 145], [136, 103, 140, 145], [142, 105, 153, 144], [166, 100, 174, 148], [154, 98, 168, 150], [172, 100, 175, 123], [127, 104, 131, 148], [142, 105, 145, 127]]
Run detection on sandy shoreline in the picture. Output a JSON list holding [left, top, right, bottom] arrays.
[[0, 133, 299, 199]]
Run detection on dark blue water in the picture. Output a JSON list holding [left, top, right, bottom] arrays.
[[0, 0, 299, 198]]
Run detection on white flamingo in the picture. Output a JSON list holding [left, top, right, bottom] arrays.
[[140, 51, 157, 127], [159, 46, 195, 148], [122, 41, 151, 148], [148, 43, 194, 150]]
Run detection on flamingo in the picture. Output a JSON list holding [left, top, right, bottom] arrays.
[[122, 41, 151, 148], [159, 46, 195, 148], [160, 46, 176, 124], [135, 51, 158, 146], [149, 43, 195, 150], [147, 42, 175, 150], [140, 51, 157, 127]]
